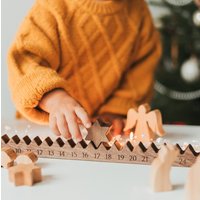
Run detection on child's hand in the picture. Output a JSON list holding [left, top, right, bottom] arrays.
[[39, 89, 91, 141], [98, 113, 126, 137]]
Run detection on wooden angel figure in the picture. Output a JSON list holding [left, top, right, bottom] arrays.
[[124, 104, 165, 142], [185, 156, 200, 200], [150, 144, 179, 192]]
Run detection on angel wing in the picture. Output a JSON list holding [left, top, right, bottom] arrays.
[[124, 108, 138, 131], [146, 110, 165, 136]]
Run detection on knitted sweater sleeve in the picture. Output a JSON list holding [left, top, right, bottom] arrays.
[[7, 3, 70, 124], [98, 2, 162, 116]]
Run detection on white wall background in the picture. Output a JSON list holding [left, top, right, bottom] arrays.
[[1, 0, 166, 120], [2, 0, 35, 120]]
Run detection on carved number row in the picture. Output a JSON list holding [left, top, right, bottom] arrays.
[[15, 148, 149, 163], [15, 148, 188, 165]]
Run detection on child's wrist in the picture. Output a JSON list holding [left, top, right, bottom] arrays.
[[38, 88, 69, 112]]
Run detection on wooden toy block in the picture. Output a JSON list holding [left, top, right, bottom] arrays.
[[185, 156, 200, 200], [1, 147, 17, 168], [9, 164, 42, 186], [85, 121, 113, 148], [15, 152, 38, 164], [124, 104, 165, 142], [150, 144, 179, 192]]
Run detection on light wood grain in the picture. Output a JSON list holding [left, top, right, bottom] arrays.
[[85, 121, 113, 148], [150, 144, 179, 192], [124, 104, 165, 142], [1, 134, 199, 167], [1, 147, 17, 168], [15, 152, 38, 164], [9, 163, 42, 186], [185, 156, 200, 200]]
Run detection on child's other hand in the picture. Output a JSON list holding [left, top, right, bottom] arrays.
[[98, 113, 126, 137], [39, 89, 91, 141]]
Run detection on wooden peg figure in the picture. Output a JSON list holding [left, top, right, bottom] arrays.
[[1, 147, 17, 169], [185, 156, 200, 200], [124, 104, 165, 142], [9, 164, 42, 186], [150, 144, 179, 192]]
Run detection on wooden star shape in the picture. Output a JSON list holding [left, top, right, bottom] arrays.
[[85, 121, 112, 148], [1, 147, 17, 169], [15, 152, 38, 165], [9, 163, 42, 186]]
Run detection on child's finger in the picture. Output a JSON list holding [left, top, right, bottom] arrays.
[[112, 119, 124, 136], [65, 112, 82, 142], [74, 106, 91, 128], [49, 114, 61, 136], [56, 114, 72, 139]]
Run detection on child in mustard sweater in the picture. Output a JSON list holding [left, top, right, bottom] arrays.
[[8, 0, 162, 141]]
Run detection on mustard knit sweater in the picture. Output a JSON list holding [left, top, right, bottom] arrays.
[[8, 0, 162, 125]]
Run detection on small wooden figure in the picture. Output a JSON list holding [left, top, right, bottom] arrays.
[[150, 144, 179, 192], [185, 156, 200, 200], [15, 152, 38, 164], [9, 164, 42, 186], [85, 121, 113, 148], [124, 104, 165, 142], [1, 147, 17, 169]]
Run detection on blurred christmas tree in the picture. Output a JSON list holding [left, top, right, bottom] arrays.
[[148, 0, 200, 125]]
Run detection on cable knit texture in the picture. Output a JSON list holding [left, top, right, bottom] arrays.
[[8, 0, 162, 124]]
